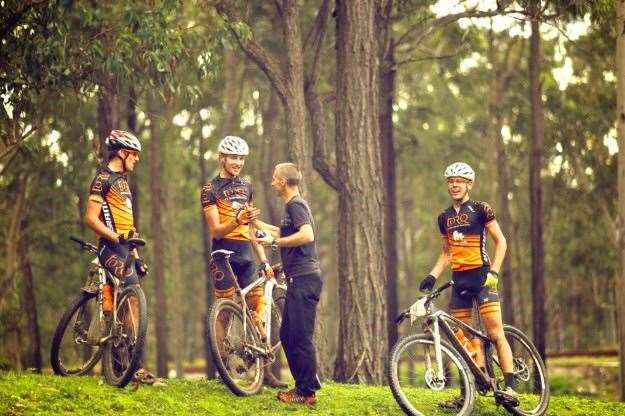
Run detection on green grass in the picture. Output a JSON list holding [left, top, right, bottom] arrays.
[[1, 372, 625, 415]]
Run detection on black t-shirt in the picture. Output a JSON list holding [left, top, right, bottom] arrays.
[[279, 195, 320, 278]]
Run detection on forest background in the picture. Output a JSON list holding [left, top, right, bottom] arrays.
[[3, 0, 625, 403]]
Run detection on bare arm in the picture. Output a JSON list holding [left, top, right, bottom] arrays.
[[85, 197, 119, 243], [252, 219, 280, 237], [203, 205, 244, 240], [254, 223, 314, 247], [428, 236, 451, 279], [486, 220, 507, 274]]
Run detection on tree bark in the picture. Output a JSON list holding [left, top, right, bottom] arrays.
[[379, 18, 399, 350], [18, 218, 42, 372], [528, 11, 546, 361], [333, 0, 388, 384], [97, 75, 119, 163], [127, 87, 140, 230], [149, 94, 169, 377], [215, 0, 310, 194], [615, 0, 625, 401], [488, 29, 519, 327], [199, 132, 216, 378]]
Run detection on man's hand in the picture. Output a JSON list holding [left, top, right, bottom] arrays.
[[236, 205, 260, 225], [135, 258, 148, 277], [419, 274, 436, 292], [258, 262, 274, 280], [252, 230, 274, 247], [484, 270, 499, 288]]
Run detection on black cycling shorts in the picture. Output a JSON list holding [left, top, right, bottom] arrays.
[[211, 238, 256, 289], [449, 266, 499, 310], [98, 239, 140, 286]]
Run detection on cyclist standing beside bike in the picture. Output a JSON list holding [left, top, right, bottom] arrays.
[[419, 162, 518, 407], [200, 136, 284, 388], [254, 163, 322, 406], [84, 129, 154, 384]]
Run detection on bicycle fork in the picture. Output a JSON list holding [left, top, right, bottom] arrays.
[[432, 319, 446, 381]]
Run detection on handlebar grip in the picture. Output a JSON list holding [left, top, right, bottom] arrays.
[[69, 235, 84, 244]]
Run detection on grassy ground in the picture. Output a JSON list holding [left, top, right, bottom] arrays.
[[2, 372, 625, 416]]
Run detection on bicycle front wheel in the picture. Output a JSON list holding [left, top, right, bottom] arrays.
[[50, 291, 103, 376], [487, 325, 550, 416], [102, 285, 147, 388], [388, 333, 476, 416], [207, 298, 264, 396]]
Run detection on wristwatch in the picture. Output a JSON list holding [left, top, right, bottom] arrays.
[[271, 237, 279, 251]]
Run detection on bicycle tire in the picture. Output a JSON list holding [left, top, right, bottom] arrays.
[[268, 295, 286, 378], [102, 285, 147, 388], [50, 291, 103, 376], [207, 298, 264, 396], [487, 325, 549, 416], [388, 333, 476, 416]]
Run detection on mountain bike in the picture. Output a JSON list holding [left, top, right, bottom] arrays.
[[206, 249, 286, 396], [50, 236, 148, 388], [389, 280, 549, 416]]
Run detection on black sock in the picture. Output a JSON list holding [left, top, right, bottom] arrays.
[[504, 373, 516, 390]]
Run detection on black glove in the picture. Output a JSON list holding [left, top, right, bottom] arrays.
[[118, 229, 136, 245], [135, 258, 148, 277], [419, 274, 436, 292]]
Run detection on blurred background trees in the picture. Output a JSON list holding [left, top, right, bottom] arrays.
[[2, 0, 625, 400]]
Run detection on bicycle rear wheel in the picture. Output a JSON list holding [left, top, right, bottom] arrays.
[[102, 285, 147, 388], [388, 333, 476, 416], [207, 298, 264, 396], [268, 295, 286, 379], [487, 325, 549, 416], [50, 292, 104, 376]]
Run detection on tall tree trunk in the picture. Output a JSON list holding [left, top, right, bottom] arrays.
[[149, 94, 168, 377], [165, 181, 184, 378], [18, 219, 41, 372], [127, 87, 140, 230], [615, 0, 625, 401], [488, 29, 517, 327], [379, 31, 399, 350], [97, 75, 119, 163], [528, 12, 546, 361], [259, 89, 282, 225], [199, 133, 216, 378], [333, 0, 388, 384]]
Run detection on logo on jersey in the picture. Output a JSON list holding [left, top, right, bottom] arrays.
[[452, 230, 464, 241], [447, 213, 470, 228]]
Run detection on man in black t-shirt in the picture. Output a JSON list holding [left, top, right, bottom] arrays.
[[254, 163, 322, 406]]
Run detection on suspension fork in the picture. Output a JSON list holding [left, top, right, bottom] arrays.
[[432, 318, 445, 380], [263, 279, 276, 345]]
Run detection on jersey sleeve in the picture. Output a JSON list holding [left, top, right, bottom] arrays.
[[288, 201, 311, 230], [200, 183, 216, 208], [437, 212, 447, 235], [477, 201, 496, 224], [88, 171, 110, 202]]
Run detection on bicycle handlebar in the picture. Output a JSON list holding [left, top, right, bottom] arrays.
[[395, 280, 455, 325], [69, 236, 98, 254]]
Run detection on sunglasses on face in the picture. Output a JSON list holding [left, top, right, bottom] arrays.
[[446, 178, 471, 185]]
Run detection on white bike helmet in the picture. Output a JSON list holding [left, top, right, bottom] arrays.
[[105, 130, 141, 152], [217, 136, 249, 156], [444, 162, 475, 181]]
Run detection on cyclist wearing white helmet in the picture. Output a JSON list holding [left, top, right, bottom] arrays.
[[85, 129, 155, 384], [201, 135, 284, 388], [419, 162, 518, 408]]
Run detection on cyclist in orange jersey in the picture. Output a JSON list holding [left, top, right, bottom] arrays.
[[201, 135, 285, 388], [419, 162, 518, 409], [84, 130, 155, 385]]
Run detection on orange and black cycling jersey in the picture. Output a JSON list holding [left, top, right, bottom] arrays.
[[88, 167, 135, 237], [200, 175, 254, 241], [438, 200, 495, 272]]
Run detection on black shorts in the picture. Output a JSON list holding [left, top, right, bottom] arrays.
[[98, 239, 140, 286], [449, 266, 499, 311], [211, 238, 256, 289]]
